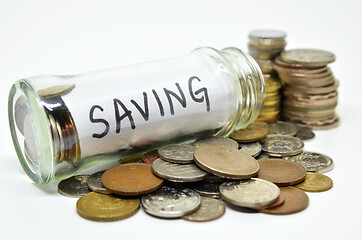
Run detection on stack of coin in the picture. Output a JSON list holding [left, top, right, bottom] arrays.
[[248, 29, 287, 122], [274, 49, 339, 129]]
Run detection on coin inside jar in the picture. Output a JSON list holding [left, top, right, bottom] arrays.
[[158, 144, 196, 164]]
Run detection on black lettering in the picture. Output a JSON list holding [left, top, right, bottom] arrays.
[[152, 89, 165, 116], [163, 83, 186, 115], [189, 76, 210, 112], [89, 105, 110, 138], [130, 92, 149, 121], [113, 98, 135, 133]]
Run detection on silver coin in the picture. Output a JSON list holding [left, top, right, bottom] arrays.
[[281, 49, 336, 67], [158, 144, 196, 164], [268, 121, 298, 136], [249, 29, 287, 40], [152, 158, 207, 182], [193, 137, 238, 149], [219, 178, 280, 208], [141, 186, 201, 218], [182, 197, 225, 222], [260, 135, 304, 157], [203, 174, 225, 183], [189, 181, 221, 198], [239, 142, 262, 157], [255, 151, 271, 160], [58, 175, 91, 198], [284, 151, 334, 173], [87, 170, 111, 194], [295, 127, 315, 140]]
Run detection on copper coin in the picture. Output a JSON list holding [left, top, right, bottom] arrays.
[[261, 186, 309, 215], [251, 192, 285, 211], [143, 150, 159, 164], [230, 122, 268, 142], [101, 163, 164, 196], [257, 159, 306, 186]]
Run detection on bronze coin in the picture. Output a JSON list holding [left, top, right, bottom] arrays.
[[143, 150, 159, 164], [257, 159, 306, 186], [251, 192, 285, 211], [230, 122, 268, 142], [101, 163, 164, 196], [261, 186, 309, 215], [295, 172, 333, 192]]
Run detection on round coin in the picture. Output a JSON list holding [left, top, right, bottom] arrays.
[[182, 197, 225, 222], [194, 146, 259, 179], [220, 178, 280, 208], [251, 192, 285, 211], [193, 137, 238, 149], [58, 175, 91, 198], [260, 186, 309, 215], [87, 170, 110, 194], [141, 186, 201, 218], [142, 150, 159, 164], [239, 142, 262, 157], [295, 172, 333, 192], [284, 151, 334, 173], [158, 144, 196, 164], [268, 121, 298, 136], [260, 135, 304, 157], [101, 163, 164, 196], [38, 84, 75, 97], [230, 122, 268, 142], [189, 181, 221, 198], [281, 49, 335, 67], [295, 127, 315, 140], [257, 159, 306, 186], [76, 192, 140, 222]]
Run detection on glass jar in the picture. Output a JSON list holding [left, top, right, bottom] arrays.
[[8, 47, 265, 184]]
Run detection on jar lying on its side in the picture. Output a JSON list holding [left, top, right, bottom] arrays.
[[8, 47, 265, 184]]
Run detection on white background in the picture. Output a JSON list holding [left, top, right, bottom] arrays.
[[1, 0, 361, 239]]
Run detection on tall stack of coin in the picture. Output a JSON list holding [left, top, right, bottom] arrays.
[[248, 29, 287, 122], [274, 49, 339, 129]]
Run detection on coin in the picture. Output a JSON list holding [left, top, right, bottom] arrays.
[[38, 84, 75, 97], [260, 135, 304, 156], [203, 174, 225, 183], [193, 137, 238, 149], [281, 49, 335, 67], [101, 163, 164, 196], [158, 144, 196, 164], [230, 122, 268, 142], [220, 178, 280, 208], [284, 151, 334, 173], [152, 158, 207, 182], [189, 181, 221, 198], [295, 172, 333, 192], [182, 197, 225, 222], [251, 192, 285, 211], [58, 175, 91, 198], [257, 159, 306, 186], [87, 170, 110, 194], [260, 186, 309, 215], [295, 127, 315, 140], [249, 29, 287, 40], [142, 150, 159, 164], [268, 121, 298, 136], [76, 192, 140, 222], [141, 186, 201, 218], [239, 142, 262, 157], [194, 146, 259, 179], [255, 151, 273, 160]]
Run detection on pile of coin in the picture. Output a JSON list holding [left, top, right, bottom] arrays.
[[248, 29, 287, 122], [57, 120, 334, 222], [274, 49, 339, 129]]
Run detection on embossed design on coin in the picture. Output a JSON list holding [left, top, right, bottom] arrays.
[[189, 181, 221, 198], [193, 137, 238, 149], [295, 127, 315, 140], [182, 197, 225, 222], [58, 175, 91, 198], [285, 151, 334, 173], [152, 158, 207, 182], [220, 178, 280, 208], [268, 121, 298, 136], [281, 49, 335, 67], [142, 150, 159, 164], [295, 172, 333, 192], [230, 122, 268, 142], [239, 142, 262, 157], [87, 170, 110, 194], [141, 186, 201, 218], [158, 144, 196, 164], [76, 192, 140, 222], [261, 135, 304, 156]]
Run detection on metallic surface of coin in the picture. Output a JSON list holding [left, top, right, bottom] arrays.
[[152, 158, 207, 182], [142, 150, 159, 164], [182, 197, 225, 222], [158, 144, 196, 164], [102, 163, 164, 196], [260, 135, 304, 156], [261, 186, 309, 215], [249, 29, 287, 39], [141, 186, 201, 218], [230, 122, 268, 142], [256, 151, 273, 160], [239, 142, 262, 157], [58, 175, 91, 198], [295, 172, 333, 192], [193, 137, 238, 149], [281, 49, 335, 67], [194, 146, 259, 179], [203, 174, 225, 183], [76, 192, 140, 222], [220, 178, 280, 208], [257, 159, 306, 186], [38, 84, 75, 97], [251, 192, 285, 211], [268, 121, 298, 136], [189, 181, 221, 198], [284, 151, 334, 173], [87, 170, 110, 194], [295, 127, 315, 140]]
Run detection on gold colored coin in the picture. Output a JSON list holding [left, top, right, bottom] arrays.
[[295, 172, 333, 192], [76, 192, 140, 222], [230, 122, 268, 142]]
